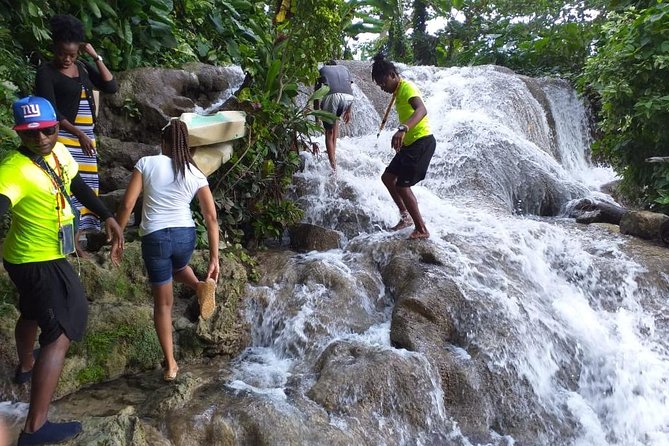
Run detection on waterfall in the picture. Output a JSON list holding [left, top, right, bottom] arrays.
[[214, 63, 668, 445]]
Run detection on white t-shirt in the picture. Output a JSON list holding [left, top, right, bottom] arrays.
[[135, 154, 209, 236]]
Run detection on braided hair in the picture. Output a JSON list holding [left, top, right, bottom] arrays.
[[161, 118, 198, 180], [50, 14, 85, 44], [371, 52, 398, 84]]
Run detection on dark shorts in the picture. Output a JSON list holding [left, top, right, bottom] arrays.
[[141, 227, 196, 286], [385, 134, 436, 187], [4, 258, 88, 345]]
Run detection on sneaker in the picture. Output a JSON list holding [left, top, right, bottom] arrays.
[[18, 420, 82, 446], [196, 279, 217, 320], [391, 212, 413, 231]]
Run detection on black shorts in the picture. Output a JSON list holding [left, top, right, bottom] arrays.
[[3, 258, 88, 345], [385, 134, 436, 187]]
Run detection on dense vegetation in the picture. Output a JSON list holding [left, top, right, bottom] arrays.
[[0, 0, 667, 246], [581, 1, 669, 209]]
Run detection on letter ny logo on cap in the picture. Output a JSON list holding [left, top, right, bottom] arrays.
[[13, 96, 59, 131]]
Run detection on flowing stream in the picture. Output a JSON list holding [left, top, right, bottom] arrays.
[[220, 63, 669, 445]]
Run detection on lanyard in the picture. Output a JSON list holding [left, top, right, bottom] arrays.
[[30, 154, 68, 229]]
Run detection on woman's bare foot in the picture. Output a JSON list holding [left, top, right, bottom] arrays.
[[391, 212, 413, 230], [408, 229, 430, 240]]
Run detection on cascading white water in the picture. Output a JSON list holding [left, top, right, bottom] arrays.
[[224, 64, 669, 445]]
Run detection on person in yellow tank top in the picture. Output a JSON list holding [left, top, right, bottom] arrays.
[[0, 96, 123, 446], [371, 53, 436, 240]]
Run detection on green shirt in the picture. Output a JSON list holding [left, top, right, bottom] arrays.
[[395, 79, 431, 146], [0, 142, 78, 263]]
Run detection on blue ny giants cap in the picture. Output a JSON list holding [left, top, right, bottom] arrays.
[[12, 96, 59, 131]]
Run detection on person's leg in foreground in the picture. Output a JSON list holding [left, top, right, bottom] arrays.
[[17, 333, 82, 446], [146, 228, 216, 382], [14, 318, 38, 383]]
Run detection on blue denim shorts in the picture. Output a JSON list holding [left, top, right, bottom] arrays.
[[141, 227, 196, 285]]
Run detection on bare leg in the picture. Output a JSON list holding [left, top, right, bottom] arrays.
[[381, 171, 407, 214], [173, 266, 199, 291], [23, 333, 70, 432], [15, 318, 38, 374], [325, 120, 339, 171], [152, 282, 177, 376], [398, 186, 429, 238]]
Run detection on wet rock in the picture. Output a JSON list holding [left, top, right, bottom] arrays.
[[163, 388, 357, 446], [289, 223, 344, 252], [67, 407, 153, 446], [567, 197, 627, 225], [141, 372, 204, 418], [0, 242, 250, 401], [620, 210, 669, 240], [307, 340, 442, 434]]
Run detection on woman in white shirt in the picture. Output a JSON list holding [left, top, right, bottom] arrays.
[[113, 118, 219, 382]]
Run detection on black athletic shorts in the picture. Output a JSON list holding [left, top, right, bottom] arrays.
[[385, 134, 436, 187], [3, 258, 88, 346]]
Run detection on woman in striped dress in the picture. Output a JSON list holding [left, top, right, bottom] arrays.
[[35, 14, 118, 255]]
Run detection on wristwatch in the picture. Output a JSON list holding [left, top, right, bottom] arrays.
[[397, 124, 408, 132], [95, 54, 103, 62]]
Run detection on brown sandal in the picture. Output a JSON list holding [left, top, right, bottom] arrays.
[[196, 278, 217, 320]]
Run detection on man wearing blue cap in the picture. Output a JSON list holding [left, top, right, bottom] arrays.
[[0, 96, 124, 445]]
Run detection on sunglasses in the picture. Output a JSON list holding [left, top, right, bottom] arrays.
[[21, 126, 58, 137]]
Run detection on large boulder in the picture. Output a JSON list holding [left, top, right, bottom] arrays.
[[289, 223, 344, 252], [97, 64, 244, 145], [620, 210, 669, 241]]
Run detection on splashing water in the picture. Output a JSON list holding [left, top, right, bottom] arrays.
[[224, 63, 668, 445]]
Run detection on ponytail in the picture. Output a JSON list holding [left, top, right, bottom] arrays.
[[371, 52, 397, 84], [161, 118, 197, 179]]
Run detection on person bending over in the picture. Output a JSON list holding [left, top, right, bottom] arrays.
[[371, 53, 435, 240], [314, 61, 354, 172]]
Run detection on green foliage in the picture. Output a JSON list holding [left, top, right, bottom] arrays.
[[580, 3, 669, 208], [348, 0, 413, 62], [432, 0, 604, 78]]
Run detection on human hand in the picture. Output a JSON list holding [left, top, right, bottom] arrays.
[[207, 258, 220, 283], [106, 217, 125, 266], [78, 133, 97, 156], [80, 43, 97, 58], [391, 130, 405, 153], [342, 108, 352, 124]]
